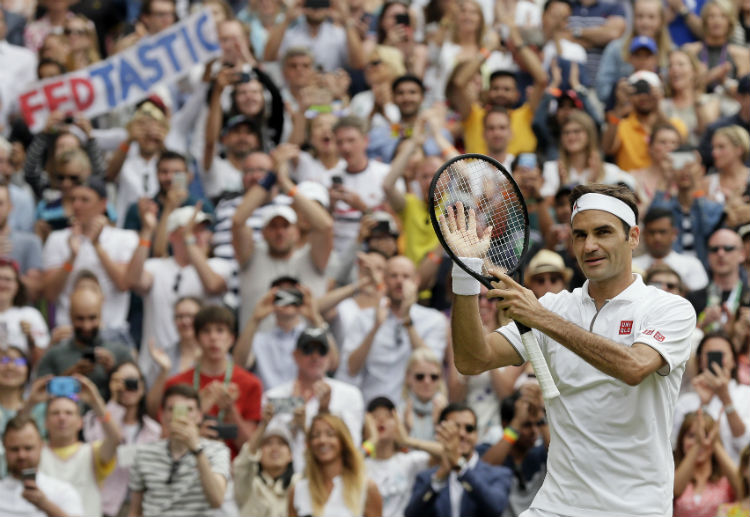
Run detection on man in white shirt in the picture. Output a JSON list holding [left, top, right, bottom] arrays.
[[447, 184, 696, 517], [341, 255, 448, 404], [330, 116, 391, 254], [0, 415, 82, 517], [127, 203, 232, 384], [632, 206, 709, 292], [265, 327, 364, 472], [42, 177, 138, 329], [0, 10, 37, 131]]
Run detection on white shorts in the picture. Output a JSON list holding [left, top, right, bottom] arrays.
[[520, 508, 574, 517]]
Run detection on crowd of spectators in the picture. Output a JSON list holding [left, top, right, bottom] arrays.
[[0, 0, 748, 516]]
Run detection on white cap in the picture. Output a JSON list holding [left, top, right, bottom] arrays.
[[166, 206, 211, 234], [297, 181, 330, 209], [628, 70, 662, 90], [261, 205, 297, 227]]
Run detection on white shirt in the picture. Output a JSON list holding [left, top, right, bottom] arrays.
[[324, 160, 391, 254], [265, 378, 364, 473], [42, 226, 139, 328], [543, 38, 587, 68], [0, 472, 83, 517], [0, 306, 50, 353], [291, 150, 346, 185], [279, 19, 348, 72], [348, 92, 400, 130], [632, 250, 709, 291], [138, 257, 234, 386], [252, 321, 307, 389], [429, 452, 480, 517], [203, 156, 244, 200], [498, 275, 696, 517], [115, 146, 158, 226], [340, 304, 448, 404], [672, 379, 750, 463], [366, 451, 430, 517], [0, 40, 37, 124], [540, 161, 636, 198], [293, 476, 363, 517]]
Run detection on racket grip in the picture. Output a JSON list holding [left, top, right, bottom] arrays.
[[519, 327, 560, 400]]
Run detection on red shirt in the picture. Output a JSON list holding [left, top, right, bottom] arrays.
[[165, 363, 263, 455]]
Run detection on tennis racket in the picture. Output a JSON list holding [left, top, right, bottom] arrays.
[[429, 153, 560, 400]]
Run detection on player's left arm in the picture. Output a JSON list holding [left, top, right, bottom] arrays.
[[490, 272, 695, 385]]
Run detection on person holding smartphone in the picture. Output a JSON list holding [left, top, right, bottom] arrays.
[[673, 332, 750, 464], [0, 415, 82, 517]]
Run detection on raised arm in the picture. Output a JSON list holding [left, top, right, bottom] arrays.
[[383, 129, 423, 214], [42, 228, 80, 302], [75, 374, 122, 463], [264, 2, 300, 62], [183, 204, 227, 296], [231, 183, 268, 269], [203, 68, 234, 172], [89, 217, 131, 292], [126, 200, 157, 296]]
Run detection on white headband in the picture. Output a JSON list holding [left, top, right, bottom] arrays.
[[570, 193, 636, 227]]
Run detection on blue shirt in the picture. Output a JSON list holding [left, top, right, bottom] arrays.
[[668, 0, 705, 46]]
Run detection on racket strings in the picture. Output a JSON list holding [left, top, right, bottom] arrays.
[[438, 158, 527, 274]]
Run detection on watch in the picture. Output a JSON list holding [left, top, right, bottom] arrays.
[[190, 446, 205, 456]]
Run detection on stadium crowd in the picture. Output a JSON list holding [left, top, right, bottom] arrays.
[[0, 0, 749, 515]]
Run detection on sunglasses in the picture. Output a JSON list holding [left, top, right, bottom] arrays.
[[457, 423, 477, 433], [0, 357, 28, 367], [300, 342, 328, 356], [414, 373, 439, 382], [649, 280, 678, 290], [708, 245, 737, 253], [59, 174, 83, 184]]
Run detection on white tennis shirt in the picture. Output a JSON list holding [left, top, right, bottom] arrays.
[[498, 274, 696, 517]]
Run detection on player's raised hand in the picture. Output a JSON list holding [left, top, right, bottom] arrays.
[[438, 202, 492, 259]]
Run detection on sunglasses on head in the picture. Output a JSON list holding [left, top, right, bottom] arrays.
[[708, 245, 737, 253], [414, 373, 439, 382], [0, 356, 27, 367]]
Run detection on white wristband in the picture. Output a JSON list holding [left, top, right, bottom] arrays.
[[452, 257, 483, 296], [724, 403, 736, 415]]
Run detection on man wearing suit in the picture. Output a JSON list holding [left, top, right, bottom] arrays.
[[405, 403, 513, 517]]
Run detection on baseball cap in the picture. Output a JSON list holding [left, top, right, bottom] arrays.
[[629, 36, 657, 54], [261, 205, 297, 227], [297, 181, 330, 209], [166, 206, 212, 234], [79, 176, 107, 199], [261, 424, 292, 447], [222, 114, 258, 136], [526, 249, 572, 282], [628, 70, 662, 94], [369, 211, 399, 237], [296, 327, 330, 354]]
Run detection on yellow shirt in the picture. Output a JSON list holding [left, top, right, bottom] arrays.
[[400, 193, 439, 265], [462, 103, 537, 156], [616, 113, 688, 172]]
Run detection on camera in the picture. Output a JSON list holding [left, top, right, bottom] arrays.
[[394, 13, 410, 26], [124, 378, 140, 391]]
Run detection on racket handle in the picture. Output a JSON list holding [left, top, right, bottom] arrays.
[[519, 325, 560, 400]]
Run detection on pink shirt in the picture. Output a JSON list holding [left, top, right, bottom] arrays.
[[674, 477, 734, 517]]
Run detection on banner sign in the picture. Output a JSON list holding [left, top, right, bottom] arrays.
[[19, 9, 220, 131]]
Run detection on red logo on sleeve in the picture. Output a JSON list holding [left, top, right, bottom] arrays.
[[654, 331, 665, 342], [643, 329, 654, 335], [619, 320, 633, 335]]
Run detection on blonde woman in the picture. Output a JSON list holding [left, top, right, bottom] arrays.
[[289, 414, 382, 517], [540, 111, 635, 198], [684, 0, 750, 91], [64, 14, 100, 71], [401, 348, 447, 441], [596, 0, 673, 102]]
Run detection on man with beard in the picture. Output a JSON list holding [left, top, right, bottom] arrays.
[[603, 71, 686, 171], [263, 0, 365, 72], [36, 287, 133, 398], [202, 115, 262, 200]]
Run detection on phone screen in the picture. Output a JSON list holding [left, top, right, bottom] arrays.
[[669, 152, 695, 170], [172, 403, 189, 419], [707, 351, 723, 373]]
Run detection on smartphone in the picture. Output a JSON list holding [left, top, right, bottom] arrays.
[[707, 351, 723, 373], [394, 13, 410, 26], [172, 403, 189, 419], [82, 349, 96, 363], [331, 175, 343, 187], [210, 422, 238, 440], [267, 396, 304, 414], [669, 151, 695, 170], [47, 377, 81, 398], [21, 468, 36, 481], [173, 172, 188, 190], [304, 0, 330, 8], [124, 378, 140, 391], [372, 220, 391, 235], [64, 113, 75, 124]]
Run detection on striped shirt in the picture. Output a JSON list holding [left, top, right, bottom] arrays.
[[568, 1, 626, 84], [129, 438, 230, 517]]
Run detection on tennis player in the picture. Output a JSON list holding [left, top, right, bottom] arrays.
[[446, 184, 696, 517]]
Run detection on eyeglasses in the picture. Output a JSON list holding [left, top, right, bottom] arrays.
[[0, 357, 28, 367], [649, 280, 678, 290], [708, 245, 737, 253], [300, 342, 328, 356], [414, 373, 439, 382], [59, 174, 83, 184]]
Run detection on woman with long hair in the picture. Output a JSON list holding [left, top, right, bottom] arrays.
[[64, 14, 101, 71], [673, 332, 750, 465], [540, 111, 635, 198], [0, 258, 49, 363], [717, 444, 750, 516], [684, 0, 750, 92], [674, 411, 741, 516], [700, 126, 750, 222], [83, 361, 160, 517], [374, 1, 428, 79], [630, 122, 682, 211], [596, 0, 673, 102], [290, 113, 346, 185], [401, 348, 447, 441], [289, 413, 382, 517]]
